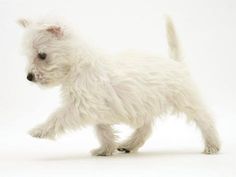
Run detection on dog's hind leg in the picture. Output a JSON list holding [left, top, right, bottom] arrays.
[[184, 107, 220, 154], [117, 123, 152, 153], [91, 124, 117, 156], [174, 87, 221, 154]]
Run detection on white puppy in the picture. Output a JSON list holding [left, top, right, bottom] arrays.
[[18, 17, 220, 156]]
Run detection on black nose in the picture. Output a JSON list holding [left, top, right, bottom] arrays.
[[27, 73, 35, 81]]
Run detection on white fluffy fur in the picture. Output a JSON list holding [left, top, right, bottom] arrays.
[[18, 17, 220, 156]]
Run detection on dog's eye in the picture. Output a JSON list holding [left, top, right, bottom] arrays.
[[38, 53, 47, 60]]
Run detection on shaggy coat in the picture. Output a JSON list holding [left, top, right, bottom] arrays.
[[18, 17, 220, 156]]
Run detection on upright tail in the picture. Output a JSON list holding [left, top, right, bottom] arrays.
[[166, 16, 182, 61]]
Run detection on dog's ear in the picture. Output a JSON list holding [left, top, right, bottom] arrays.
[[17, 18, 31, 28], [46, 25, 63, 38]]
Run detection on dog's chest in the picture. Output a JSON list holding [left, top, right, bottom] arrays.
[[62, 81, 113, 120]]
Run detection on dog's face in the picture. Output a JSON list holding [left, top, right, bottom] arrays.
[[18, 19, 74, 87]]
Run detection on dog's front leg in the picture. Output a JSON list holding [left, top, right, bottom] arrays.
[[91, 124, 117, 156], [29, 108, 69, 140]]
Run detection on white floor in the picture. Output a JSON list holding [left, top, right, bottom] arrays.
[[1, 149, 235, 177], [0, 118, 235, 177]]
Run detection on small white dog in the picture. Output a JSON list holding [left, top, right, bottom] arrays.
[[18, 17, 220, 156]]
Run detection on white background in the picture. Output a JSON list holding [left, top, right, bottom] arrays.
[[0, 0, 236, 177]]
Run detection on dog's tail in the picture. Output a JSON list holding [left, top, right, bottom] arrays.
[[166, 16, 182, 61]]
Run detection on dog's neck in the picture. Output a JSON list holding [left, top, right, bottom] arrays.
[[61, 40, 108, 90]]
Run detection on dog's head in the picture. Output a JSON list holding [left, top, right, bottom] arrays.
[[18, 18, 75, 87]]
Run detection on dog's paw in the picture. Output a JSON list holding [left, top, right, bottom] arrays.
[[117, 148, 130, 153], [204, 144, 220, 154], [28, 126, 55, 140], [28, 127, 43, 138], [117, 143, 137, 153], [91, 147, 115, 156]]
